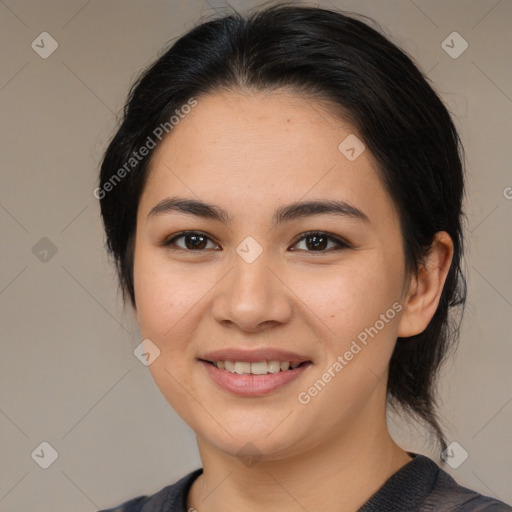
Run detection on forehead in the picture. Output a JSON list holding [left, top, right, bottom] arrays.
[[151, 89, 362, 174], [140, 89, 396, 226]]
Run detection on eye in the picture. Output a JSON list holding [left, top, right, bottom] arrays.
[[161, 231, 220, 251], [290, 231, 350, 252]]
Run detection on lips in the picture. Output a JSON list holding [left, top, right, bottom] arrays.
[[200, 359, 312, 396], [198, 347, 313, 396]]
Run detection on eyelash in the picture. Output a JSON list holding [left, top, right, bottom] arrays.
[[160, 230, 350, 253]]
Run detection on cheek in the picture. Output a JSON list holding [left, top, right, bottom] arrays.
[[133, 248, 210, 342], [132, 250, 208, 409], [290, 255, 402, 343]]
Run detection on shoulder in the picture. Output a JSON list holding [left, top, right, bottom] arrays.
[[97, 468, 203, 512], [427, 459, 511, 511], [359, 453, 511, 512]]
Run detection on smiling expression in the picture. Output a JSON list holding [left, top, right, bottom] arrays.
[[132, 88, 411, 460]]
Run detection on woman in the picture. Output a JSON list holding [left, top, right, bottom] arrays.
[[96, 4, 511, 511]]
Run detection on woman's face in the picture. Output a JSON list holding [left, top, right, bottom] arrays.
[[133, 89, 411, 461]]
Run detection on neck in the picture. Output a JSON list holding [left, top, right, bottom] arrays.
[[187, 401, 412, 512]]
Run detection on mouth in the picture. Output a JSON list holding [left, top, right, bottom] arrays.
[[198, 358, 313, 396], [199, 359, 311, 375]]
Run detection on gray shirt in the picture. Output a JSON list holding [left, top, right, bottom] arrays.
[[98, 453, 511, 511]]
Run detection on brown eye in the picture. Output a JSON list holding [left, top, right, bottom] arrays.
[[291, 232, 349, 252], [162, 231, 220, 251]]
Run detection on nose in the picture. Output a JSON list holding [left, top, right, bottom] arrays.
[[211, 249, 293, 333]]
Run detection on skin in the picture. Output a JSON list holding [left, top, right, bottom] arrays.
[[132, 89, 453, 512]]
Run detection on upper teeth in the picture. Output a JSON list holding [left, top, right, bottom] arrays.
[[214, 361, 302, 374]]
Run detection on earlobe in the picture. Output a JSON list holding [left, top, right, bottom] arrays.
[[397, 231, 454, 338]]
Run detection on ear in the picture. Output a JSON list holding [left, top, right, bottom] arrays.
[[397, 231, 454, 338]]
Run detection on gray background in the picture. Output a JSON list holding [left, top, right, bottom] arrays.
[[1, 0, 511, 510]]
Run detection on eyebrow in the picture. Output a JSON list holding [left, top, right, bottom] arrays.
[[147, 196, 370, 226]]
